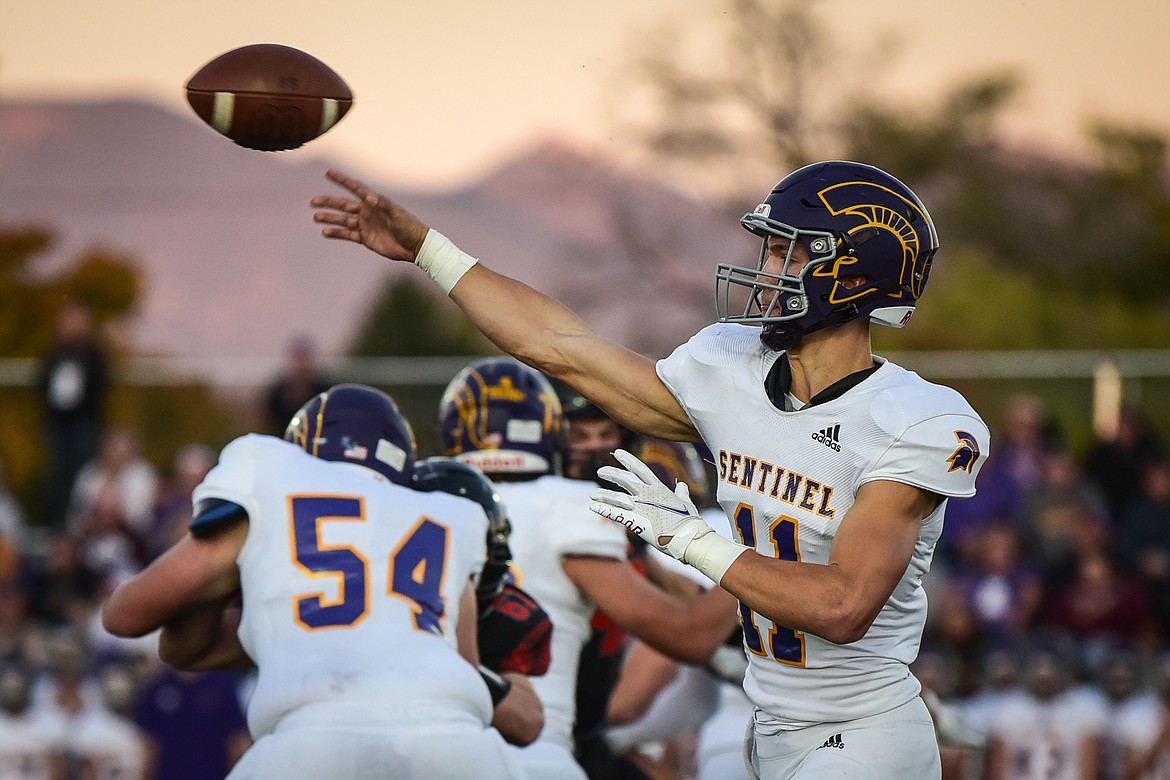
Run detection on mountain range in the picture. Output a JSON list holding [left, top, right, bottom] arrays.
[[0, 98, 755, 380]]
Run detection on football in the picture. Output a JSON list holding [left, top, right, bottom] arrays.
[[185, 43, 353, 152]]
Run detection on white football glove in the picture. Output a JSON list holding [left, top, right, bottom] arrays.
[[589, 448, 748, 584]]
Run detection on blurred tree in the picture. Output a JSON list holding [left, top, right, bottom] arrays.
[[875, 249, 1170, 352], [0, 228, 233, 519], [349, 272, 493, 357], [611, 0, 1170, 319], [348, 273, 497, 453], [608, 0, 885, 202]]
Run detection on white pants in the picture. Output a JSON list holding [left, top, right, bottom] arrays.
[[227, 705, 527, 779], [750, 696, 941, 780]]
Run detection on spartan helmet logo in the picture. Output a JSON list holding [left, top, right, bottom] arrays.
[[946, 430, 981, 474], [817, 179, 933, 302]]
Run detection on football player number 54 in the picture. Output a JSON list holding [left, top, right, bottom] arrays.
[[289, 495, 448, 634], [733, 503, 805, 666]]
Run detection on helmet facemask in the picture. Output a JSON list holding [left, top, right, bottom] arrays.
[[717, 219, 864, 351]]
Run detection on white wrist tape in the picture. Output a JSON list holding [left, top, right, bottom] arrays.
[[414, 229, 478, 294], [683, 531, 750, 584]]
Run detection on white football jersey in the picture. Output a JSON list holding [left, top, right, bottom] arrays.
[[496, 475, 630, 752], [194, 434, 492, 738], [658, 323, 989, 728], [68, 709, 148, 780], [986, 690, 1108, 780], [1109, 693, 1165, 780], [0, 711, 65, 780]]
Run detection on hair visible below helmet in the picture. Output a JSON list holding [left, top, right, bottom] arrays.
[[717, 160, 939, 351], [284, 383, 417, 486], [412, 456, 512, 607], [638, 438, 711, 507], [438, 357, 565, 478]]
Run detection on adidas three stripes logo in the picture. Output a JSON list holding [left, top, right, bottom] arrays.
[[810, 424, 842, 452]]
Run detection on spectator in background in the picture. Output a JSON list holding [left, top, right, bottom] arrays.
[[147, 444, 215, 559], [0, 459, 27, 583], [1099, 647, 1159, 780], [262, 334, 330, 435], [66, 428, 160, 542], [1020, 446, 1111, 587], [1085, 405, 1166, 524], [37, 299, 109, 531], [132, 664, 250, 780], [982, 642, 1106, 780], [928, 586, 988, 702], [0, 582, 50, 669], [0, 661, 68, 780], [962, 645, 1028, 738], [1118, 459, 1170, 637], [30, 627, 102, 730], [22, 536, 97, 630], [73, 485, 148, 589], [951, 523, 1042, 645], [70, 662, 150, 780], [1047, 548, 1160, 661]]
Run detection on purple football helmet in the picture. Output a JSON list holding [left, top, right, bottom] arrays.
[[284, 383, 416, 486], [716, 160, 939, 351], [438, 357, 565, 477]]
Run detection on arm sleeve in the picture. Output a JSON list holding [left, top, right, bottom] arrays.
[[191, 436, 260, 511], [554, 503, 630, 561], [863, 414, 990, 499]]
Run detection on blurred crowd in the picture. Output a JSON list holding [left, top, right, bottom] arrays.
[[3, 305, 1170, 779]]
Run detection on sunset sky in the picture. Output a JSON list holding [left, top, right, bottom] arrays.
[[3, 0, 1168, 188]]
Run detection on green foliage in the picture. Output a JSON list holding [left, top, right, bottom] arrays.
[[349, 272, 494, 357], [875, 248, 1170, 351], [617, 0, 1170, 325], [64, 248, 141, 325]]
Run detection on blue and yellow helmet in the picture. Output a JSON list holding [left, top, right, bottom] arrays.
[[284, 383, 417, 486], [438, 357, 565, 477], [717, 160, 939, 351]]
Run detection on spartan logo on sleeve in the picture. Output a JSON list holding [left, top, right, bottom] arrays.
[[946, 430, 981, 473]]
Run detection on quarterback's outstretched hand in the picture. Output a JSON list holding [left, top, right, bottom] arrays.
[[590, 449, 748, 584], [311, 169, 429, 262]]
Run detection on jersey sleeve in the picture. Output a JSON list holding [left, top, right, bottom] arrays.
[[656, 324, 766, 429], [863, 414, 990, 498], [549, 480, 630, 561], [656, 336, 699, 413], [191, 434, 262, 510], [557, 505, 630, 561]]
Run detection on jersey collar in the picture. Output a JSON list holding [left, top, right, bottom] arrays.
[[765, 353, 881, 412]]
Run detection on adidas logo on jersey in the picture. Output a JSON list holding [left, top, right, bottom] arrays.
[[810, 424, 841, 451], [816, 733, 845, 750]]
